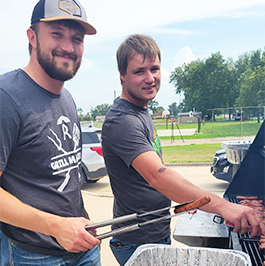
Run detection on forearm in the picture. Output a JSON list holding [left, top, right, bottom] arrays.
[[0, 187, 60, 236], [0, 187, 101, 251], [149, 167, 228, 215], [132, 151, 227, 215]]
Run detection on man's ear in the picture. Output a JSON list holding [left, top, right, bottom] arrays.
[[120, 71, 125, 83], [27, 28, 37, 49]]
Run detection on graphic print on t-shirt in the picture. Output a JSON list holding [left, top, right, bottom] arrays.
[[47, 116, 81, 192], [151, 130, 161, 154]]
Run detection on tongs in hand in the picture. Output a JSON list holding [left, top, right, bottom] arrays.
[[213, 215, 260, 234], [86, 196, 211, 240]]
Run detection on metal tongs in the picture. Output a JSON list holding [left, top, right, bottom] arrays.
[[85, 198, 208, 240], [213, 215, 260, 234]]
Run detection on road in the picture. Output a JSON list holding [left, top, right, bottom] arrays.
[[157, 128, 197, 137], [160, 135, 255, 146], [81, 165, 230, 266]]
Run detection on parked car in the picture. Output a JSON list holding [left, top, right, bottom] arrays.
[[211, 139, 253, 183], [234, 112, 245, 121], [80, 126, 107, 188], [210, 148, 233, 183]]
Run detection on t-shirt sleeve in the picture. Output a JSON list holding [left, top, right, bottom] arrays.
[[0, 88, 21, 171], [103, 114, 154, 168]]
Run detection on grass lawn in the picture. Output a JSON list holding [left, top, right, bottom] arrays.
[[159, 121, 262, 163], [158, 120, 262, 140], [162, 143, 222, 163], [94, 120, 263, 163]]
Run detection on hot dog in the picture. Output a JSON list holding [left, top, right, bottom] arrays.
[[174, 196, 211, 214], [236, 196, 258, 200]]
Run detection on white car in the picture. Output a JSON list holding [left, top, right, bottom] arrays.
[[80, 126, 107, 188]]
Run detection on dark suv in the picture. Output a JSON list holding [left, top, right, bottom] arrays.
[[211, 140, 253, 183], [80, 127, 107, 188], [210, 148, 233, 183]]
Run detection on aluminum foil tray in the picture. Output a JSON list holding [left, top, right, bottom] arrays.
[[221, 140, 253, 164], [125, 244, 252, 266]]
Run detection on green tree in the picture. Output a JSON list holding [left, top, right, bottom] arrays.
[[236, 66, 265, 107], [170, 47, 265, 120], [170, 52, 237, 118], [148, 100, 159, 113], [249, 49, 263, 70], [235, 48, 265, 119], [77, 108, 83, 116], [168, 102, 180, 117], [83, 112, 92, 121], [77, 108, 92, 121], [234, 52, 250, 77], [90, 104, 112, 120], [77, 108, 85, 121]]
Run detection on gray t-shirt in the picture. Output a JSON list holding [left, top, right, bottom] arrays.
[[101, 98, 171, 244], [0, 69, 85, 255]]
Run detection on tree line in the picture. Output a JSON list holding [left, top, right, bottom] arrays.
[[169, 48, 265, 119], [78, 100, 179, 122], [78, 104, 111, 121]]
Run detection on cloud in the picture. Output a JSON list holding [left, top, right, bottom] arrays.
[[173, 46, 196, 69], [161, 68, 171, 78]]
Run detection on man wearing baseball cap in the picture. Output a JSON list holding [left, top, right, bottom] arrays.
[[0, 0, 101, 265]]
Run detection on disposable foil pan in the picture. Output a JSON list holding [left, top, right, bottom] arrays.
[[221, 140, 253, 164], [125, 244, 252, 266]]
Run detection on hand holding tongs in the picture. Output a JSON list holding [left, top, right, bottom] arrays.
[[213, 215, 261, 234], [86, 196, 211, 240]]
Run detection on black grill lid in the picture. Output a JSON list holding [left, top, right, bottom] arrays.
[[224, 121, 265, 197]]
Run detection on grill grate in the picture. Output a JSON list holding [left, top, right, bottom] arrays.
[[241, 240, 264, 266], [226, 196, 265, 266]]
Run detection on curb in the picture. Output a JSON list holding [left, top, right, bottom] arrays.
[[81, 190, 113, 198]]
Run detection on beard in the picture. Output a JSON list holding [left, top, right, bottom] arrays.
[[36, 39, 81, 82]]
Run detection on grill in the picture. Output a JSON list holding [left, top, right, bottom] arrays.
[[226, 196, 265, 266], [223, 121, 265, 265], [174, 121, 265, 265]]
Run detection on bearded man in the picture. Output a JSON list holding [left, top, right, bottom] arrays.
[[0, 0, 101, 265]]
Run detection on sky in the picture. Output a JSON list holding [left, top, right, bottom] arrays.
[[1, 0, 265, 114]]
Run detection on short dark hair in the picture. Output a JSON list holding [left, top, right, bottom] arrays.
[[116, 34, 161, 75]]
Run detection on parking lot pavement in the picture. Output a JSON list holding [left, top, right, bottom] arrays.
[[81, 166, 229, 266]]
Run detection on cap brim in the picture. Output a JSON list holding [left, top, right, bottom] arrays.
[[40, 17, 96, 35]]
